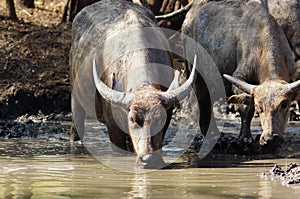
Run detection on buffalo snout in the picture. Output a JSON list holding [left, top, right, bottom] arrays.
[[136, 152, 166, 169], [260, 134, 284, 147]]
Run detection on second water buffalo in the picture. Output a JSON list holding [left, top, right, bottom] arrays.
[[183, 0, 300, 149]]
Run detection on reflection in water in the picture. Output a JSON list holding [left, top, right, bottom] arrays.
[[0, 156, 74, 198], [2, 169, 32, 198], [128, 173, 150, 199], [259, 180, 272, 199], [0, 145, 299, 198]]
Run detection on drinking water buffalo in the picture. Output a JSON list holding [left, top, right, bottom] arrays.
[[70, 0, 196, 169], [183, 0, 300, 149]]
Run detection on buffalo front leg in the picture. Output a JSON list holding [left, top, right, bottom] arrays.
[[194, 77, 211, 137], [238, 104, 255, 140], [106, 124, 132, 154], [199, 97, 211, 136], [103, 103, 133, 153], [71, 97, 86, 141]]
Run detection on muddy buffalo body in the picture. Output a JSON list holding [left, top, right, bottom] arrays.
[[70, 0, 195, 169], [183, 0, 300, 150]]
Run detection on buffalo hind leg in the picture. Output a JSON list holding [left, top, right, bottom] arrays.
[[238, 104, 255, 140]]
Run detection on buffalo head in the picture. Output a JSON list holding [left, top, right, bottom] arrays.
[[93, 56, 197, 169], [224, 74, 300, 148]]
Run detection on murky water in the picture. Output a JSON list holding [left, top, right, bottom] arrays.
[[0, 154, 299, 198], [0, 113, 299, 198]]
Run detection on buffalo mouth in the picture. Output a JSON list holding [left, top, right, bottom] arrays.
[[259, 134, 284, 148], [135, 153, 166, 169]]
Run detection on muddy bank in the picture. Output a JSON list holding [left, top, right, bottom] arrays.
[[0, 20, 72, 119], [0, 112, 91, 156], [0, 0, 71, 119], [1, 112, 299, 159], [0, 112, 71, 139], [261, 163, 300, 185]]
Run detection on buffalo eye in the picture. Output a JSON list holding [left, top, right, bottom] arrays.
[[129, 114, 144, 127], [129, 117, 134, 124], [255, 104, 263, 113], [135, 116, 144, 127], [257, 108, 263, 113], [281, 101, 288, 109]]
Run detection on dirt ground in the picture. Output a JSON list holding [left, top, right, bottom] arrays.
[[0, 0, 187, 119], [0, 0, 71, 119]]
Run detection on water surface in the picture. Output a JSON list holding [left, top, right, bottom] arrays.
[[0, 154, 299, 198], [0, 115, 299, 198]]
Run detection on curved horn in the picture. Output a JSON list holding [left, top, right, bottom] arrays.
[[287, 79, 300, 93], [167, 70, 180, 91], [223, 74, 256, 94], [93, 58, 132, 107], [161, 55, 197, 104]]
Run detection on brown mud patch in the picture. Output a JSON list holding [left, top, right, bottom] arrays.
[[0, 0, 71, 118]]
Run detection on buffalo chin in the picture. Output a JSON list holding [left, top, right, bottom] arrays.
[[259, 136, 284, 154], [135, 153, 166, 170]]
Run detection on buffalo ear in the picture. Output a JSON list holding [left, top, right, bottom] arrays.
[[227, 93, 254, 106]]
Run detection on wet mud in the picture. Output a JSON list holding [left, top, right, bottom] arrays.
[[261, 163, 300, 185], [1, 112, 299, 157]]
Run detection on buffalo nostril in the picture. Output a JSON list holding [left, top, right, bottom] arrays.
[[141, 154, 153, 163]]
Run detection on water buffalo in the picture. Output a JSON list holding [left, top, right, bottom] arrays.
[[267, 0, 300, 109], [182, 0, 300, 149], [70, 0, 196, 169], [267, 0, 300, 64]]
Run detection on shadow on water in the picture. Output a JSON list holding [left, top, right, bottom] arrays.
[[163, 157, 276, 169]]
